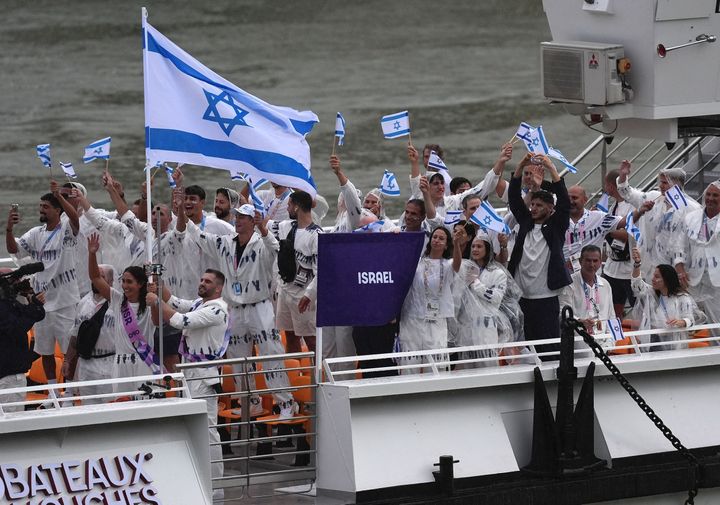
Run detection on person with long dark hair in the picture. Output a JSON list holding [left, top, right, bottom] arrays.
[[630, 247, 701, 351], [396, 227, 455, 374], [88, 234, 159, 387]]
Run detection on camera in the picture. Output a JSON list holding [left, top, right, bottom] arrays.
[[0, 262, 44, 301]]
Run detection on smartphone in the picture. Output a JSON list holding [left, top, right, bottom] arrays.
[[10, 203, 18, 213]]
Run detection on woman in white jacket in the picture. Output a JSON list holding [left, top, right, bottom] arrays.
[[630, 247, 701, 351], [452, 230, 523, 367], [396, 227, 455, 374]]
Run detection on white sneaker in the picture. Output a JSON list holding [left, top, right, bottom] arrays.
[[278, 402, 299, 420]]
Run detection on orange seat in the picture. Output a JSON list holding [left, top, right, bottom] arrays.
[[689, 329, 711, 349], [256, 374, 314, 427], [26, 357, 63, 404]]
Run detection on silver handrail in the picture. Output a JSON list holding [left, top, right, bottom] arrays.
[[640, 137, 705, 192], [558, 134, 605, 178], [573, 136, 631, 186]]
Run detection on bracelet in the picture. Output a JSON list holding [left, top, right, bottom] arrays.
[[633, 262, 641, 268], [140, 194, 147, 200], [500, 245, 508, 250]]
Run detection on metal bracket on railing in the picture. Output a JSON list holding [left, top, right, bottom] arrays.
[[658, 34, 717, 58]]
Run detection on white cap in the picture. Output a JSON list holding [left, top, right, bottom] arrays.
[[232, 204, 255, 217]]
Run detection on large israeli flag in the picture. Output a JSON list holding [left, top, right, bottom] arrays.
[[470, 201, 510, 234], [142, 18, 319, 196]]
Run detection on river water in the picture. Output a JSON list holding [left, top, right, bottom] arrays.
[[1, 0, 598, 235]]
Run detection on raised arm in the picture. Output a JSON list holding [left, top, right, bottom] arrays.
[[87, 233, 111, 301], [51, 180, 79, 235], [6, 206, 19, 254], [452, 227, 467, 273], [103, 172, 130, 218], [419, 175, 436, 220]]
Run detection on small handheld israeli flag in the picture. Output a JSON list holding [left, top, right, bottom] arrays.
[[596, 193, 610, 213], [607, 318, 625, 342], [625, 212, 642, 242], [517, 122, 577, 173], [335, 112, 346, 146], [381, 111, 411, 139], [379, 170, 401, 196], [444, 210, 463, 227], [515, 122, 533, 144], [547, 146, 578, 174], [164, 164, 176, 188], [470, 201, 510, 234], [427, 151, 447, 172], [665, 185, 689, 210], [354, 220, 386, 233], [36, 144, 51, 168], [83, 137, 111, 163], [247, 177, 266, 216], [59, 162, 77, 179]]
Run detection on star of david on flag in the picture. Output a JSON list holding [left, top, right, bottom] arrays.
[[142, 15, 319, 196], [379, 170, 401, 196], [381, 111, 410, 139], [335, 112, 346, 146], [607, 317, 625, 341], [36, 144, 51, 168], [516, 122, 578, 173], [444, 210, 463, 227], [59, 162, 77, 179], [596, 193, 610, 213], [83, 137, 111, 163], [665, 185, 689, 210], [469, 200, 510, 234], [625, 212, 641, 242]]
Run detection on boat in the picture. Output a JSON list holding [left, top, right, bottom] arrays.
[[2, 1, 720, 504]]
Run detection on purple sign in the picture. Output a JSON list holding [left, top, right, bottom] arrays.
[[316, 232, 424, 327]]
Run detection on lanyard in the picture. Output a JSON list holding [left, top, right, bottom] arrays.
[[38, 225, 61, 259], [268, 189, 292, 219], [566, 212, 587, 246], [422, 258, 445, 300], [581, 275, 600, 317], [702, 213, 713, 241], [658, 295, 670, 320]]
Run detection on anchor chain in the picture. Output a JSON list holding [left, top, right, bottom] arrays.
[[566, 317, 701, 505]]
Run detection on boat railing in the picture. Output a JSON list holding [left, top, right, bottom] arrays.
[[323, 323, 720, 383], [0, 372, 189, 413], [176, 351, 316, 501]]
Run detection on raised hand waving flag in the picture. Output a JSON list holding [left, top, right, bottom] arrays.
[[470, 201, 510, 234], [142, 15, 319, 196], [625, 212, 641, 242], [335, 112, 346, 146], [665, 185, 689, 210], [595, 193, 610, 213], [381, 111, 411, 139], [60, 162, 77, 179], [516, 122, 578, 173], [379, 170, 401, 196], [36, 144, 51, 168], [247, 177, 266, 216], [83, 137, 112, 163]]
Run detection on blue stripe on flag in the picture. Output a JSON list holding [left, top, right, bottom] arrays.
[[381, 111, 409, 122], [146, 127, 316, 187], [146, 31, 313, 136], [86, 137, 111, 149], [384, 128, 411, 139]]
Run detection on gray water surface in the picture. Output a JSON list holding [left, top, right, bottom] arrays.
[[1, 0, 597, 235]]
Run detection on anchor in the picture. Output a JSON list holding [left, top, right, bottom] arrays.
[[522, 306, 607, 476]]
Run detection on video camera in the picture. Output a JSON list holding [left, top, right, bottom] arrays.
[[0, 262, 44, 301]]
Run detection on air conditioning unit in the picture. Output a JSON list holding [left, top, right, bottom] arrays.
[[541, 41, 625, 106]]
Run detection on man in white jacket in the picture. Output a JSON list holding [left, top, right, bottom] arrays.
[[616, 160, 700, 281], [675, 180, 720, 334], [147, 269, 229, 501], [175, 201, 295, 418]]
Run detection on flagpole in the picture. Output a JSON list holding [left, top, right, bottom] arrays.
[[331, 135, 336, 157], [105, 158, 110, 174], [142, 7, 154, 266]]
